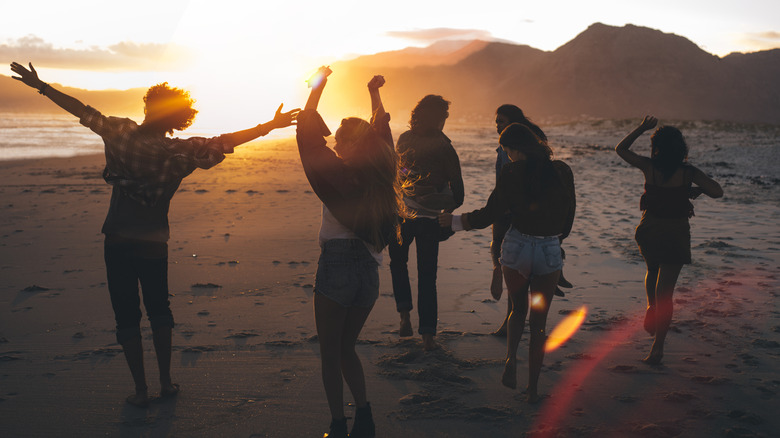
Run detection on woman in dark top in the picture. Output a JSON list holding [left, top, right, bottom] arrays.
[[491, 105, 569, 338], [297, 67, 405, 438], [389, 95, 464, 351], [616, 115, 722, 365], [440, 123, 575, 402]]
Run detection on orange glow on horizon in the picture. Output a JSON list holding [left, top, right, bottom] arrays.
[[545, 305, 587, 353]]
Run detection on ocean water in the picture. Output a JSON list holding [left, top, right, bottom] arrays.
[[1, 113, 778, 203]]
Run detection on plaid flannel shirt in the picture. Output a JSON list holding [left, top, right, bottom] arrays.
[[80, 106, 232, 207]]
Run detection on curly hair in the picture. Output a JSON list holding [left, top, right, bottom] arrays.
[[141, 82, 198, 135], [409, 95, 450, 135], [650, 126, 688, 181]]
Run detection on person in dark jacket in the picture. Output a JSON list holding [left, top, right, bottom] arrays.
[[296, 66, 406, 438], [389, 95, 464, 351], [440, 123, 575, 403]]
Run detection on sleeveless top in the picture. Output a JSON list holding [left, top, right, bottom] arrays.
[[639, 166, 694, 219]]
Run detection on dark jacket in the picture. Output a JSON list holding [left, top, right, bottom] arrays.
[[463, 160, 575, 239], [296, 109, 396, 250]]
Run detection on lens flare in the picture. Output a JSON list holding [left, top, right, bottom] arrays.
[[530, 292, 546, 310], [544, 305, 587, 353]]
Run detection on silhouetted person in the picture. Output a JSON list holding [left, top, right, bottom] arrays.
[[616, 116, 722, 365], [10, 61, 299, 407], [389, 95, 464, 351], [440, 123, 575, 403], [297, 67, 405, 438], [490, 105, 570, 338]]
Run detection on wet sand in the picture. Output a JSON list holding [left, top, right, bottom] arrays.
[[1, 122, 778, 437]]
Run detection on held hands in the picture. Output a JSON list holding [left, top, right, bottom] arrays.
[[688, 186, 704, 200], [367, 75, 385, 91], [438, 212, 453, 227], [10, 62, 44, 90], [638, 115, 658, 132], [268, 103, 300, 129]]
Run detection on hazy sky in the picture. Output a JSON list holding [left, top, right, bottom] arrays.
[[2, 0, 778, 129]]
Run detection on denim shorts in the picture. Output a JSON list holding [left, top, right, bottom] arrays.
[[499, 228, 563, 278], [315, 239, 380, 308]]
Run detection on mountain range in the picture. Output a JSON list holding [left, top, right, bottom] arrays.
[[2, 23, 778, 124]]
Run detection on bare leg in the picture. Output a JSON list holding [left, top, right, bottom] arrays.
[[491, 300, 511, 337], [152, 327, 179, 397], [314, 293, 349, 421], [121, 336, 149, 407], [643, 263, 659, 335], [501, 267, 529, 389], [644, 264, 682, 365], [340, 305, 373, 409], [526, 270, 559, 403]]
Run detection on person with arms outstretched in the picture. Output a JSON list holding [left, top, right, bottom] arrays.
[[297, 66, 405, 438], [615, 115, 722, 364], [10, 61, 299, 407]]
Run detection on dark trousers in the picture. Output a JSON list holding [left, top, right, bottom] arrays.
[[388, 218, 440, 335], [104, 235, 174, 344]]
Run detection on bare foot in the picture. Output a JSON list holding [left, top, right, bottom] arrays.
[[490, 267, 503, 301], [422, 333, 438, 351], [126, 392, 150, 408], [491, 326, 507, 337], [399, 312, 413, 337], [642, 353, 663, 365], [526, 391, 542, 404], [501, 359, 517, 389], [160, 383, 180, 398]]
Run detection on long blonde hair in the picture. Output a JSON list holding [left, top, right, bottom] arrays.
[[336, 117, 410, 251]]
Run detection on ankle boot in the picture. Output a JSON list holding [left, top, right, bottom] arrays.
[[350, 403, 376, 438], [323, 417, 347, 438]]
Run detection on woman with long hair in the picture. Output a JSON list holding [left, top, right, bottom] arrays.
[[490, 105, 569, 337], [296, 67, 405, 438], [616, 116, 722, 364], [389, 94, 464, 351], [439, 123, 575, 402]]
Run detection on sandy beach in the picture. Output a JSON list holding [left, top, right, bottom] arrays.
[[1, 121, 778, 437]]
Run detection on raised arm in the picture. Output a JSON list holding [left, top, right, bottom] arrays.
[[304, 66, 332, 111], [690, 166, 724, 199], [615, 115, 657, 169], [367, 75, 386, 120], [219, 103, 300, 147], [10, 62, 87, 118]]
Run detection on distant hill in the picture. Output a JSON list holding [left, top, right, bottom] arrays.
[[0, 75, 145, 117], [323, 23, 780, 125], [1, 23, 778, 124]]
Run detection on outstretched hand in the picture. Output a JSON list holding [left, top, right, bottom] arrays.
[[269, 103, 300, 129], [10, 62, 44, 90], [638, 115, 658, 132], [367, 75, 385, 90]]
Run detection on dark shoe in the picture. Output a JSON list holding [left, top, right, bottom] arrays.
[[554, 287, 565, 297], [558, 271, 573, 288], [350, 403, 376, 438], [324, 417, 348, 438]]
